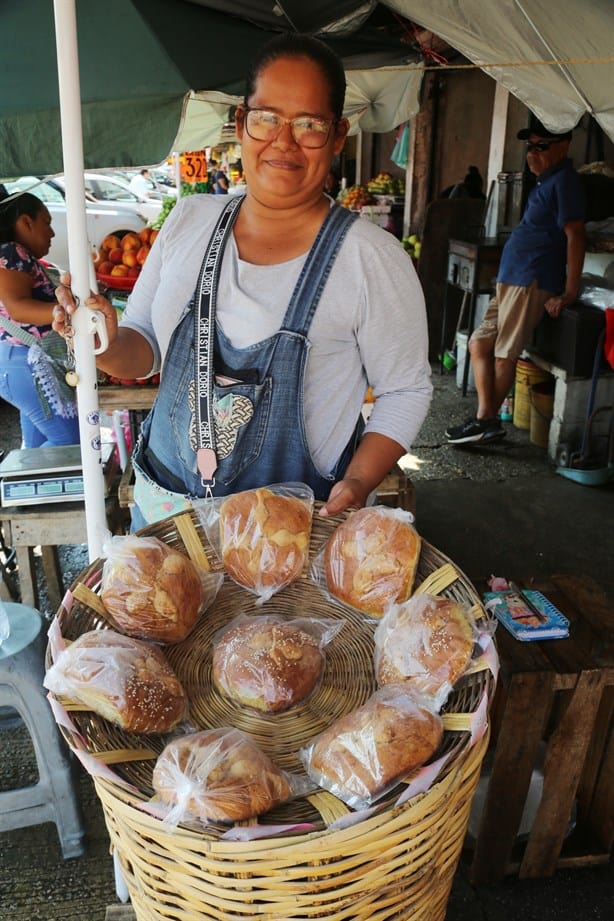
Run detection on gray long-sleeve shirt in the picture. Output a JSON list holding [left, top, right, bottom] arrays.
[[121, 195, 432, 475]]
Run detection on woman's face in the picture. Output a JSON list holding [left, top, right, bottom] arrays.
[[16, 205, 54, 259], [236, 55, 348, 210]]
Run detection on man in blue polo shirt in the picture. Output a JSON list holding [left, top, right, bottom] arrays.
[[446, 120, 585, 445]]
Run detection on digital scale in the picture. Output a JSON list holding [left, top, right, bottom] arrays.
[[0, 443, 118, 507]]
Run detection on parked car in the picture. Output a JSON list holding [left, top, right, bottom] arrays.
[[106, 168, 178, 201], [0, 174, 162, 271]]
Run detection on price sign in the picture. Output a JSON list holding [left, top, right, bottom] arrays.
[[180, 151, 208, 183]]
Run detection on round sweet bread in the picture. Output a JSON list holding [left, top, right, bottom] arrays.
[[325, 507, 420, 616], [219, 488, 312, 596], [44, 630, 187, 733], [212, 618, 325, 713], [101, 535, 205, 643], [375, 594, 474, 697], [306, 685, 443, 807], [153, 727, 292, 823]]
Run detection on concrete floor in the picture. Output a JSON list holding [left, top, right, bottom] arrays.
[[0, 367, 612, 920], [409, 370, 614, 598]]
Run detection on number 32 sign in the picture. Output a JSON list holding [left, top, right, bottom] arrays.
[[180, 151, 208, 183]]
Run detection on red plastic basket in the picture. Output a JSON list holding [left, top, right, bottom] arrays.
[[96, 273, 137, 291]]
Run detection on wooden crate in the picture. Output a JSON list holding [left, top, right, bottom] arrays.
[[118, 460, 416, 515], [468, 574, 614, 883], [374, 463, 416, 515]]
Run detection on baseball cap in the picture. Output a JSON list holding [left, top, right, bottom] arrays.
[[517, 119, 572, 141]]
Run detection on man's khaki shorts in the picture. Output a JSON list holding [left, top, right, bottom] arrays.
[[470, 281, 553, 360]]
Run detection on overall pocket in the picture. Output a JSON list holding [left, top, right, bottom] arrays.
[[212, 376, 273, 486]]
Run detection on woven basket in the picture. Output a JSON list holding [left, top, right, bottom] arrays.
[[48, 505, 496, 921]]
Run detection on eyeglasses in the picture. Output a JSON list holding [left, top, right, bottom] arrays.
[[242, 107, 336, 149], [526, 140, 558, 152]]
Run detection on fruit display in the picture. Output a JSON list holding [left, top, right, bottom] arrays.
[[367, 172, 405, 196], [401, 233, 422, 260], [337, 185, 376, 211], [98, 369, 160, 387], [94, 227, 159, 285], [152, 195, 177, 229]]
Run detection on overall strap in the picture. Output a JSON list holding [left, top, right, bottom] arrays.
[[282, 204, 358, 335], [193, 195, 244, 485]]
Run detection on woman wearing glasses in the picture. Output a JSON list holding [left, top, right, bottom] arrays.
[[54, 33, 431, 527], [446, 120, 585, 445]]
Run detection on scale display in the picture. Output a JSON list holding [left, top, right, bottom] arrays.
[[2, 475, 85, 505], [0, 444, 116, 507]]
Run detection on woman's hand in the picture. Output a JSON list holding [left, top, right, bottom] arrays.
[[53, 272, 118, 347], [319, 476, 368, 518], [319, 433, 406, 518]]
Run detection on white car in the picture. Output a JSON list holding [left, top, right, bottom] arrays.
[[1, 174, 162, 271], [107, 168, 178, 201]]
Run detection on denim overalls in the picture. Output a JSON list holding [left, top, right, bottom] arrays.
[[132, 202, 360, 525]]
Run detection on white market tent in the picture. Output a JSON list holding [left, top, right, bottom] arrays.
[[386, 0, 614, 140]]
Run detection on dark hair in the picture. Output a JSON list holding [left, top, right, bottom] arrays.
[[0, 191, 45, 244], [243, 33, 346, 120]]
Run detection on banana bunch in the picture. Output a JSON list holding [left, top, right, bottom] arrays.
[[367, 173, 405, 195]]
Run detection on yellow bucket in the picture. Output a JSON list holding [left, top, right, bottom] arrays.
[[513, 360, 552, 430], [530, 380, 555, 448]]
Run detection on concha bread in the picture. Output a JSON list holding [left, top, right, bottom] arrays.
[[212, 618, 324, 713], [325, 507, 420, 616], [306, 685, 443, 807], [44, 630, 186, 733], [375, 594, 474, 697], [219, 488, 311, 594], [101, 535, 206, 643], [152, 728, 292, 823]]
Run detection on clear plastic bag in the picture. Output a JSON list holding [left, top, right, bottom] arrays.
[[311, 505, 420, 618], [44, 629, 188, 733], [300, 684, 443, 810], [152, 727, 310, 825], [211, 613, 345, 713], [374, 593, 477, 709], [195, 483, 314, 603], [100, 533, 222, 643]]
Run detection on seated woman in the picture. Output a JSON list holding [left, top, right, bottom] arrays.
[[0, 191, 79, 447]]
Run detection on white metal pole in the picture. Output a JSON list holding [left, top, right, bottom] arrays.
[[53, 0, 107, 560], [173, 152, 182, 191]]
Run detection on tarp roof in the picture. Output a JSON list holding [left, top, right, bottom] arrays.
[[173, 0, 614, 153], [1, 1, 612, 175], [385, 0, 614, 141], [0, 0, 421, 176]]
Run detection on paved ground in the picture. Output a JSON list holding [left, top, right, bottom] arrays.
[[0, 367, 612, 920]]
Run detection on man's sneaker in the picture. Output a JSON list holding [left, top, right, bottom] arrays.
[[445, 417, 506, 445]]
